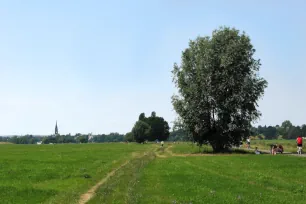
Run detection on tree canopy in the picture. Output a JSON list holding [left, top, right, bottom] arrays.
[[130, 112, 170, 143], [132, 120, 151, 143], [252, 121, 306, 139], [172, 27, 268, 152]]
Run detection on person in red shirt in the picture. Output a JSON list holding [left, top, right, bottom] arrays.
[[297, 136, 303, 146], [297, 136, 303, 154]]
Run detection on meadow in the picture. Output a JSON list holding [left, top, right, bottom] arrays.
[[171, 140, 304, 154], [0, 143, 152, 204], [87, 143, 306, 204], [1, 142, 306, 204], [251, 139, 304, 153]]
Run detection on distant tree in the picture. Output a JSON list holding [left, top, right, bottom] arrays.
[[301, 125, 306, 137], [145, 115, 170, 141], [264, 126, 277, 139], [287, 126, 300, 139], [139, 113, 146, 121], [124, 132, 134, 142], [280, 120, 293, 139], [76, 135, 88, 143], [151, 111, 156, 117], [168, 117, 191, 141], [132, 121, 151, 143], [172, 27, 267, 152], [282, 120, 293, 129]]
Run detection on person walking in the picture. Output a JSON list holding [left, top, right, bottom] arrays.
[[161, 141, 164, 147], [246, 137, 251, 149], [296, 136, 303, 154]]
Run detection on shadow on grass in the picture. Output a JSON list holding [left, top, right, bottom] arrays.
[[196, 148, 269, 155]]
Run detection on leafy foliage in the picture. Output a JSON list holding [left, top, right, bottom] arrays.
[[130, 112, 170, 143], [172, 27, 267, 152], [252, 120, 306, 139], [91, 133, 124, 143], [145, 112, 170, 141], [132, 120, 151, 143], [124, 132, 134, 142], [168, 117, 191, 141]]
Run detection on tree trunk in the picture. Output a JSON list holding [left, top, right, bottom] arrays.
[[211, 141, 227, 153]]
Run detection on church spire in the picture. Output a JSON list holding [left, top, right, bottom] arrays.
[[55, 121, 59, 135]]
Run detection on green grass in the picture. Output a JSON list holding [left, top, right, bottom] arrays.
[[171, 143, 213, 154], [132, 154, 306, 204], [2, 142, 306, 204], [251, 139, 305, 153], [171, 142, 249, 154], [171, 140, 305, 154], [0, 143, 152, 204], [88, 152, 156, 204]]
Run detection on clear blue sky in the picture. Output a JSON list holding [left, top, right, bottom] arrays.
[[1, 0, 305, 135]]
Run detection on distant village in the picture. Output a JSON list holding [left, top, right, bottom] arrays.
[[0, 121, 125, 144]]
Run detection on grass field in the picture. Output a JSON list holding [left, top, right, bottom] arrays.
[[0, 142, 12, 144], [171, 140, 305, 154], [0, 143, 152, 204], [133, 153, 306, 204], [87, 143, 306, 204], [251, 139, 305, 153], [1, 142, 306, 204]]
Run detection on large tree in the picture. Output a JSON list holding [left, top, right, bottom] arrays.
[[172, 27, 267, 152], [145, 112, 170, 141], [132, 120, 151, 143], [133, 112, 170, 142]]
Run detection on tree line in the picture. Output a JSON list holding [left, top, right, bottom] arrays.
[[126, 111, 170, 143], [0, 133, 125, 144], [251, 120, 306, 139]]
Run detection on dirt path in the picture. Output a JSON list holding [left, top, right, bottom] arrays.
[[79, 145, 306, 203], [78, 159, 131, 204], [163, 145, 306, 157], [78, 151, 150, 204], [241, 147, 306, 157]]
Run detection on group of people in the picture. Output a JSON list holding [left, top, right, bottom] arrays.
[[248, 136, 303, 155], [270, 144, 284, 155]]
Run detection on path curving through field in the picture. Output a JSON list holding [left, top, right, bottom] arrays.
[[78, 159, 131, 204]]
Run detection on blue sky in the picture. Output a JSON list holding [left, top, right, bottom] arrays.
[[0, 0, 305, 135]]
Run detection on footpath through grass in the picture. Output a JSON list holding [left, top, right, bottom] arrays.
[[89, 143, 306, 204], [0, 143, 152, 204], [133, 153, 306, 204], [2, 143, 306, 203], [251, 139, 305, 153]]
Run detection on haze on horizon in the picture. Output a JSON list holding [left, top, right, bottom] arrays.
[[1, 0, 305, 135]]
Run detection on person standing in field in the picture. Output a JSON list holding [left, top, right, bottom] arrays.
[[246, 137, 251, 149], [296, 136, 303, 154], [161, 141, 164, 147]]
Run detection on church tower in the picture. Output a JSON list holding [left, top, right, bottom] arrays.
[[55, 121, 59, 135]]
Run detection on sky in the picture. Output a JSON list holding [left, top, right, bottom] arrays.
[[0, 0, 305, 135]]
